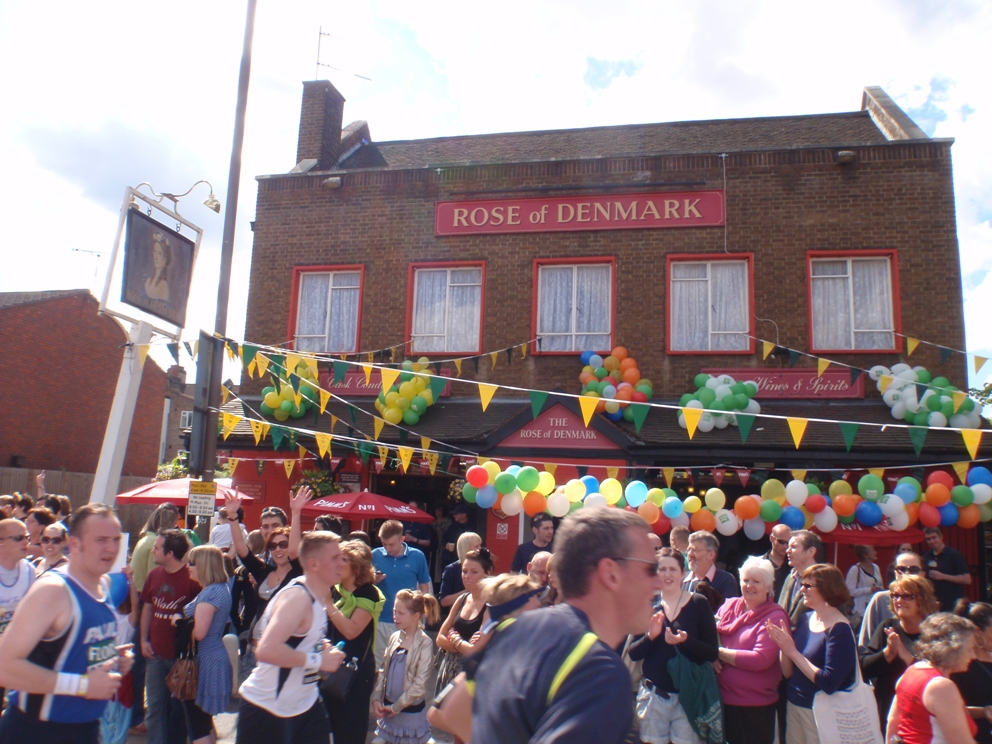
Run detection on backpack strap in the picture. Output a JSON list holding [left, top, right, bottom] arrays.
[[547, 632, 599, 704]]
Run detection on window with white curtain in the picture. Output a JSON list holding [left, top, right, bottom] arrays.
[[810, 256, 894, 350], [411, 266, 483, 352], [294, 270, 361, 352], [536, 262, 612, 351], [669, 259, 749, 351]]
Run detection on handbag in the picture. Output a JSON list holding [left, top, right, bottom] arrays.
[[165, 629, 198, 701], [811, 635, 883, 744], [321, 654, 360, 701]]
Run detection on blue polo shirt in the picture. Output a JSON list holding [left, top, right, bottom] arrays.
[[372, 544, 431, 616]]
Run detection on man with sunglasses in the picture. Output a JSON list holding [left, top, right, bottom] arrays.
[[0, 519, 36, 706], [858, 551, 927, 654], [762, 524, 792, 601]]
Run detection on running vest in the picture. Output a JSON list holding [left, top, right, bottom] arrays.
[[15, 570, 117, 723], [0, 559, 35, 638], [895, 664, 977, 744], [239, 577, 328, 718]]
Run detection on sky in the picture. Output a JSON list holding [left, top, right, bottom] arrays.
[[1, 0, 990, 390]]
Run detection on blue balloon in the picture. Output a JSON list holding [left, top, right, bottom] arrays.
[[604, 409, 623, 422], [625, 480, 649, 508], [580, 475, 600, 496], [476, 484, 499, 509], [822, 494, 832, 508], [579, 350, 595, 366], [504, 465, 521, 477], [855, 501, 883, 527], [893, 483, 918, 505], [662, 497, 684, 519], [108, 572, 129, 608], [938, 502, 959, 527], [780, 506, 805, 530], [967, 466, 992, 488]]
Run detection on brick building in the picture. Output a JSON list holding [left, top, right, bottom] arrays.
[[0, 290, 168, 491], [234, 81, 986, 581]]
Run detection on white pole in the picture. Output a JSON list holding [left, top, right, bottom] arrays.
[[90, 320, 154, 504]]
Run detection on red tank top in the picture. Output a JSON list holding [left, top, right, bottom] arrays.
[[895, 664, 977, 744]]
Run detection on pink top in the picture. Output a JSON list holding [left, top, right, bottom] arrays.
[[715, 597, 791, 707]]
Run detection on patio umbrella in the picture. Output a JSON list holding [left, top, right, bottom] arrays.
[[301, 491, 433, 523], [114, 477, 255, 505]]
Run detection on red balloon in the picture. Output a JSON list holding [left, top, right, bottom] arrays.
[[926, 470, 955, 490], [631, 391, 648, 403], [652, 515, 672, 535], [805, 494, 827, 514], [917, 502, 941, 528], [466, 465, 489, 488]]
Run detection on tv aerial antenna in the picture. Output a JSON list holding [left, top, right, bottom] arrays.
[[316, 27, 372, 82]]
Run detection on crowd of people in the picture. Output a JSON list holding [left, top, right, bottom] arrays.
[[0, 479, 989, 744]]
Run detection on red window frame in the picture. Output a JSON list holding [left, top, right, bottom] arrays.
[[405, 261, 486, 356], [287, 264, 365, 353], [806, 249, 902, 355], [530, 256, 616, 356], [665, 252, 755, 356]]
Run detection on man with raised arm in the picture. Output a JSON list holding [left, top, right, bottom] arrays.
[[0, 503, 134, 744]]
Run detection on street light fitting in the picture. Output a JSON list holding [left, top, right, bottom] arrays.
[[133, 180, 222, 214]]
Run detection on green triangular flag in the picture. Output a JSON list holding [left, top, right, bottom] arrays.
[[939, 347, 952, 364], [839, 422, 859, 452], [183, 341, 193, 358], [576, 465, 588, 478], [914, 382, 928, 401], [529, 391, 549, 419], [348, 407, 358, 427], [472, 356, 480, 373], [849, 367, 863, 386], [736, 414, 755, 444], [332, 360, 348, 383], [346, 426, 355, 439], [289, 373, 301, 393], [269, 354, 286, 374], [228, 340, 240, 359], [167, 343, 180, 364], [788, 349, 802, 368], [505, 348, 512, 364], [357, 440, 373, 464], [241, 344, 259, 369], [511, 460, 524, 468], [432, 362, 442, 377], [399, 429, 408, 446], [630, 403, 650, 433], [908, 426, 928, 456], [439, 454, 452, 472], [271, 426, 288, 451], [429, 375, 447, 404]]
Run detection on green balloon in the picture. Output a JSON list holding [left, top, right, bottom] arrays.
[[594, 367, 609, 379], [401, 360, 414, 371], [925, 394, 942, 412], [959, 398, 976, 412], [680, 393, 694, 406], [399, 371, 414, 382], [916, 369, 932, 384], [402, 409, 420, 425], [698, 388, 716, 406], [290, 403, 305, 418], [259, 402, 274, 415], [710, 399, 726, 412], [731, 382, 746, 396], [494, 472, 517, 495], [720, 394, 737, 409], [410, 395, 428, 414], [940, 399, 954, 417], [694, 374, 711, 388], [858, 474, 885, 501], [462, 484, 478, 503], [280, 400, 293, 413], [744, 382, 758, 398], [931, 376, 950, 389], [516, 466, 540, 492], [806, 483, 821, 496], [622, 406, 635, 421], [760, 500, 782, 522], [912, 411, 929, 427], [904, 409, 916, 423], [377, 391, 387, 405], [951, 485, 974, 506], [838, 512, 857, 524], [261, 386, 276, 397], [734, 393, 749, 409], [616, 496, 628, 509]]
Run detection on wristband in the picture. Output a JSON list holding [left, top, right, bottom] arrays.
[[78, 675, 89, 697], [305, 652, 322, 673], [54, 672, 81, 696]]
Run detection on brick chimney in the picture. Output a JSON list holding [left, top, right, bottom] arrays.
[[297, 80, 346, 170]]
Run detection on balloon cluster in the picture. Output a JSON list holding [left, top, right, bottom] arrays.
[[577, 347, 653, 422], [373, 357, 438, 426], [869, 364, 981, 429], [260, 361, 321, 421], [677, 373, 761, 433]]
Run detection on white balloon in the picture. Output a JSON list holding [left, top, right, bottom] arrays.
[[718, 375, 736, 386], [927, 412, 948, 428], [891, 363, 912, 376], [705, 377, 721, 390], [686, 399, 704, 409], [726, 414, 738, 426], [677, 413, 687, 429], [671, 513, 690, 528], [785, 480, 808, 507], [584, 493, 608, 509], [715, 509, 739, 535], [878, 494, 906, 517], [500, 492, 523, 516], [902, 389, 920, 413], [714, 384, 733, 399], [966, 410, 983, 429], [813, 507, 838, 532], [743, 517, 765, 541], [697, 413, 715, 433], [971, 483, 992, 505], [714, 415, 730, 429], [888, 511, 910, 531], [744, 399, 761, 414], [868, 365, 890, 382], [949, 413, 971, 429], [882, 388, 900, 407], [890, 403, 906, 420], [547, 491, 570, 517]]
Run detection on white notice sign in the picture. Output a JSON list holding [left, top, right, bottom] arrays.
[[187, 480, 217, 517]]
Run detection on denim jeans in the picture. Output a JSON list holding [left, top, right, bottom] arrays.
[[130, 651, 146, 726], [145, 657, 188, 744]]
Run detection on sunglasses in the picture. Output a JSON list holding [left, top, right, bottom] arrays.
[[0, 534, 27, 543], [188, 560, 196, 567], [771, 537, 790, 545], [269, 540, 289, 551], [894, 566, 922, 575], [891, 593, 917, 601], [800, 582, 818, 590], [613, 556, 660, 576], [41, 536, 64, 545]]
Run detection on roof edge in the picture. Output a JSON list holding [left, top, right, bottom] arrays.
[[862, 86, 930, 141]]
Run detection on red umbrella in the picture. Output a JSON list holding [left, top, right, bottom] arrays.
[[816, 523, 924, 547], [301, 491, 433, 523], [115, 478, 255, 505]]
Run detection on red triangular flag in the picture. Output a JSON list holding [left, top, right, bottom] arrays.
[[736, 468, 752, 487], [712, 468, 725, 487]]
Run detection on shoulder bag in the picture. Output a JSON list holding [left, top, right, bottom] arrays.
[[811, 627, 883, 744], [165, 622, 198, 701]]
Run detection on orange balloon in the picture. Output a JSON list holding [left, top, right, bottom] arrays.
[[690, 509, 716, 532], [924, 483, 951, 507], [611, 346, 629, 361], [904, 502, 919, 526], [734, 495, 760, 521], [523, 491, 548, 516], [957, 504, 981, 529], [615, 387, 634, 402], [638, 501, 661, 524], [621, 368, 642, 384], [579, 371, 594, 385], [595, 399, 607, 413], [603, 355, 620, 371], [833, 494, 857, 517], [619, 357, 638, 371]]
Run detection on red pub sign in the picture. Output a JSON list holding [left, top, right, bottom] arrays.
[[435, 190, 725, 236], [702, 369, 865, 399], [497, 404, 621, 450]]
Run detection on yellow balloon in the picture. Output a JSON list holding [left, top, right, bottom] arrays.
[[600, 478, 623, 504], [383, 407, 403, 425], [683, 496, 702, 514], [263, 392, 282, 409], [828, 480, 853, 498], [414, 376, 427, 393], [537, 471, 556, 496], [564, 479, 586, 502], [704, 488, 726, 511], [646, 488, 666, 506], [803, 508, 815, 529], [761, 478, 786, 501], [399, 382, 417, 399], [482, 461, 502, 483], [421, 389, 434, 406], [280, 385, 295, 402], [385, 392, 400, 408], [418, 356, 430, 367]]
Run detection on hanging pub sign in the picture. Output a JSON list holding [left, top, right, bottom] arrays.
[[435, 190, 724, 236], [702, 368, 865, 399], [121, 208, 195, 328]]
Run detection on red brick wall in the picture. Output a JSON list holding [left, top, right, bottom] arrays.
[[0, 293, 167, 478], [244, 141, 966, 397]]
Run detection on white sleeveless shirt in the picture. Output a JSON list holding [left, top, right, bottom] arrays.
[[239, 577, 327, 718], [0, 559, 35, 638]]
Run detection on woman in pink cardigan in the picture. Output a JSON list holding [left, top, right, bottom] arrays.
[[715, 556, 791, 744]]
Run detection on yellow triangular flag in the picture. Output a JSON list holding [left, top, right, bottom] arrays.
[[426, 452, 439, 475], [193, 339, 200, 358], [293, 392, 303, 408], [578, 395, 599, 427], [283, 459, 295, 479], [962, 429, 983, 460], [374, 417, 385, 441], [299, 445, 308, 462], [305, 357, 318, 379], [225, 343, 235, 362], [238, 345, 245, 366], [221, 385, 231, 405], [398, 446, 414, 472], [361, 364, 373, 385], [791, 469, 807, 482], [477, 457, 490, 465], [478, 383, 498, 412], [249, 419, 265, 445], [367, 352, 374, 364], [222, 412, 241, 440], [952, 390, 967, 412], [454, 359, 463, 377], [227, 458, 240, 475], [868, 468, 885, 480], [286, 353, 302, 375], [420, 436, 432, 454], [762, 341, 775, 360], [682, 407, 702, 439], [319, 389, 331, 414], [330, 415, 339, 431], [377, 445, 390, 467], [247, 359, 257, 378], [879, 375, 894, 393], [787, 418, 808, 449], [817, 358, 831, 377], [974, 355, 988, 375], [544, 463, 557, 477], [952, 461, 970, 485], [906, 337, 920, 356], [606, 467, 619, 479], [137, 344, 150, 367], [315, 433, 332, 459], [380, 367, 400, 392], [521, 343, 528, 359], [490, 351, 498, 370], [256, 354, 270, 378], [662, 468, 675, 487]]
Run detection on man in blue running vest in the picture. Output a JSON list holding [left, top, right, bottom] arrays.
[[0, 503, 134, 744]]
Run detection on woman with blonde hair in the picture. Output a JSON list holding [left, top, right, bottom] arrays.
[[439, 531, 481, 608]]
